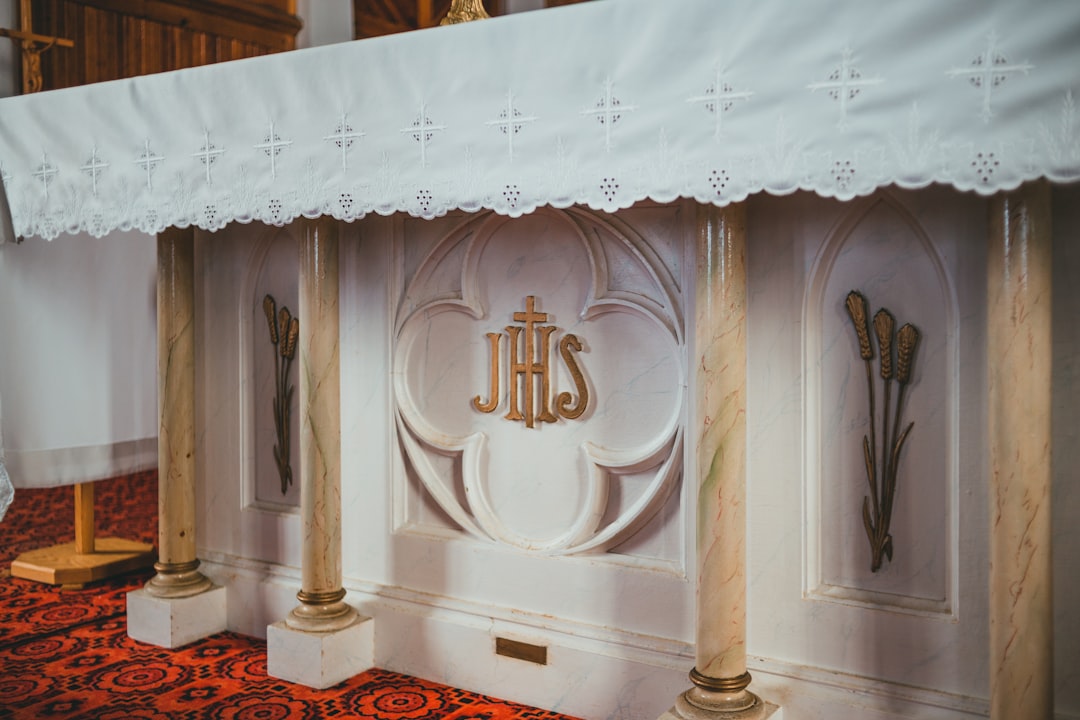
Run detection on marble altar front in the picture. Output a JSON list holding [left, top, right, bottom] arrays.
[[1, 0, 1078, 717], [184, 188, 1077, 719]]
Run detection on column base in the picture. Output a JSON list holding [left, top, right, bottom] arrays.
[[660, 689, 781, 720], [285, 588, 359, 632], [143, 560, 214, 598], [126, 584, 227, 649], [267, 612, 374, 689]]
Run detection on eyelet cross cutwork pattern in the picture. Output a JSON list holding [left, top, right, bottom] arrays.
[[582, 78, 636, 153], [31, 153, 58, 199], [254, 121, 292, 180], [80, 147, 109, 197], [400, 102, 446, 169], [947, 32, 1033, 123], [486, 91, 538, 163], [133, 140, 164, 192], [0, 0, 1077, 241], [192, 131, 225, 187], [687, 65, 753, 139], [325, 114, 365, 172], [807, 48, 883, 129]]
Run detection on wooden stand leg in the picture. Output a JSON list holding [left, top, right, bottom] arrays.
[[10, 480, 156, 588], [74, 481, 94, 554]]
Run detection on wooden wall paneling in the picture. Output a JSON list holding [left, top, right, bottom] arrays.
[[50, 0, 80, 86], [69, 0, 300, 49], [353, 0, 502, 40], [85, 5, 116, 83], [354, 0, 415, 39], [170, 25, 192, 70], [29, 0, 300, 91], [125, 13, 141, 73]]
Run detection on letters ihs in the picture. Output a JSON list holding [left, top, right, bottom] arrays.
[[472, 295, 589, 428]]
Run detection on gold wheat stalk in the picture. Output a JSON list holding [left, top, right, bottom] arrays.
[[263, 295, 278, 345], [280, 316, 299, 493], [264, 295, 285, 485], [284, 317, 299, 360], [848, 294, 918, 572], [879, 323, 919, 558], [871, 308, 897, 571], [264, 296, 298, 496], [845, 291, 880, 540], [873, 308, 894, 486]]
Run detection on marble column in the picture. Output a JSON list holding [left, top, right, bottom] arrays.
[[665, 204, 766, 720], [987, 182, 1054, 720], [285, 216, 356, 632], [145, 226, 212, 598], [128, 227, 224, 648]]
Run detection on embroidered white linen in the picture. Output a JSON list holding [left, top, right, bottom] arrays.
[[0, 0, 1078, 241]]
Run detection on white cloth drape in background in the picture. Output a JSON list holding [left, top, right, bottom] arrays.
[[0, 401, 12, 522], [0, 176, 13, 520], [0, 229, 158, 492]]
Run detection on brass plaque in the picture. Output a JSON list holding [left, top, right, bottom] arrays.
[[495, 637, 548, 665]]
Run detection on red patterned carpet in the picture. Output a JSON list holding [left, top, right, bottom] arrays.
[[0, 472, 580, 720]]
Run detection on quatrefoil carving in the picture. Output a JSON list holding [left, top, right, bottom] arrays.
[[393, 208, 684, 554]]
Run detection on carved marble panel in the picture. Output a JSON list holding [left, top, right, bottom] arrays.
[[392, 207, 686, 563], [244, 229, 301, 510], [748, 188, 991, 702], [805, 194, 956, 613]]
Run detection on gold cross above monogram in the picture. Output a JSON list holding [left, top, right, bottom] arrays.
[[473, 295, 590, 428], [0, 0, 74, 94]]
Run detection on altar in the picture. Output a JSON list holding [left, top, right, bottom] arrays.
[[0, 1, 1078, 719]]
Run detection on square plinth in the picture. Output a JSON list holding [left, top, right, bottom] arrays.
[[267, 614, 374, 690], [659, 698, 782, 720], [127, 585, 227, 649]]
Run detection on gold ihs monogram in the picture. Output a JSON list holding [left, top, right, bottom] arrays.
[[473, 295, 589, 428]]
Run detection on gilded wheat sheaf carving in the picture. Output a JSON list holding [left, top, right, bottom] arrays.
[[844, 290, 920, 572], [263, 294, 299, 495]]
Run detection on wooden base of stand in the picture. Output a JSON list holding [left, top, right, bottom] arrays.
[[10, 537, 156, 588], [8, 480, 155, 589]]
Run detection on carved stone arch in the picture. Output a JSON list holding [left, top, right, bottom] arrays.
[[238, 224, 301, 512], [803, 189, 959, 614]]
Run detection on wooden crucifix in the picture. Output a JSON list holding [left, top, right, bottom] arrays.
[[0, 0, 74, 94]]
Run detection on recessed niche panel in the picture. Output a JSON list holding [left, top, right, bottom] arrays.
[[393, 208, 685, 561], [806, 195, 956, 613], [250, 230, 301, 510]]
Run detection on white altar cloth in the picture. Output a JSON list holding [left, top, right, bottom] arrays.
[[0, 0, 1078, 242]]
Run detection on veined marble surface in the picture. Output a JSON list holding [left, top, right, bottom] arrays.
[[747, 188, 994, 700], [192, 188, 1080, 719], [394, 208, 685, 555]]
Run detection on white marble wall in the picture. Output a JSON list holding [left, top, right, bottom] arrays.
[[808, 196, 952, 608], [749, 188, 989, 699], [194, 189, 1079, 720], [250, 230, 301, 509], [197, 229, 303, 570], [377, 205, 694, 644], [393, 208, 686, 558]]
